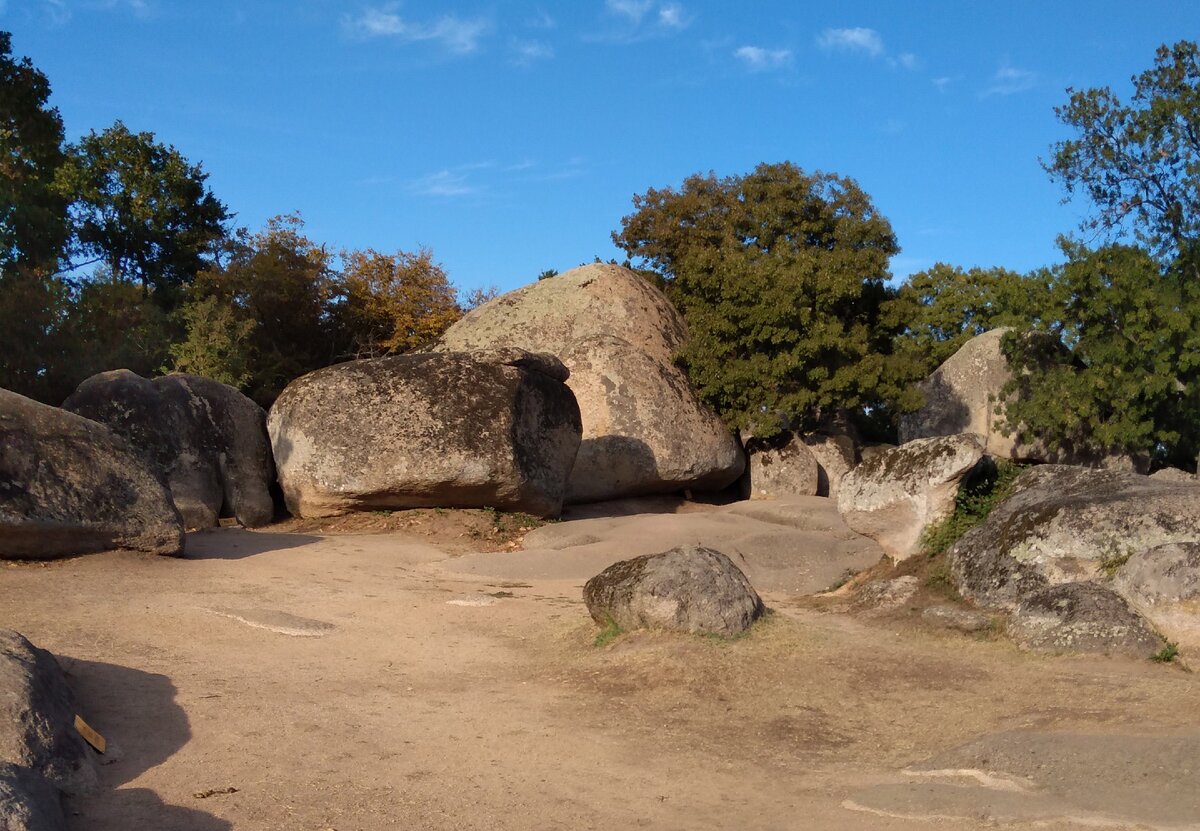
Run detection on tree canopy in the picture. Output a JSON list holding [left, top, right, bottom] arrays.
[[0, 31, 68, 276], [60, 121, 229, 301], [1047, 40, 1200, 269], [613, 162, 900, 438]]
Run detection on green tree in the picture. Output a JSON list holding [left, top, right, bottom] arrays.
[[183, 215, 341, 406], [167, 294, 256, 387], [884, 263, 1052, 377], [613, 162, 900, 438], [68, 277, 174, 382], [1046, 40, 1200, 269], [337, 247, 461, 358], [0, 31, 69, 276], [1001, 243, 1200, 468], [60, 121, 229, 303]]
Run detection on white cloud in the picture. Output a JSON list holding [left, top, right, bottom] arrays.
[[343, 6, 490, 55], [982, 63, 1036, 96], [658, 3, 686, 28], [605, 0, 652, 24], [817, 27, 884, 57], [526, 10, 555, 29], [734, 45, 792, 71], [892, 51, 917, 70], [932, 76, 954, 92], [511, 39, 554, 66], [410, 169, 480, 198]]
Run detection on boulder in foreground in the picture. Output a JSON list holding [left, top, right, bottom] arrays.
[[268, 350, 581, 518], [583, 544, 765, 637], [0, 388, 184, 559], [63, 370, 275, 529], [837, 434, 984, 562]]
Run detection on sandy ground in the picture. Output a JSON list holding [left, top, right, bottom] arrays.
[[2, 513, 1199, 831]]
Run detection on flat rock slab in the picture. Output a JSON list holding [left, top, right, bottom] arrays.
[[442, 496, 884, 594], [206, 608, 335, 638], [847, 730, 1200, 829]]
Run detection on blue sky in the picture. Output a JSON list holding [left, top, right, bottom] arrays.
[[3, 1, 1198, 294]]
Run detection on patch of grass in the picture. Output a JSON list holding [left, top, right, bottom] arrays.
[[923, 557, 962, 601], [593, 617, 623, 648], [921, 459, 1025, 557], [1151, 642, 1179, 663], [1099, 548, 1133, 578]]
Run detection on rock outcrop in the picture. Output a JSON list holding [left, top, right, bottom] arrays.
[[436, 264, 744, 502], [63, 370, 275, 529], [948, 465, 1200, 652], [898, 329, 1147, 472], [1007, 582, 1166, 657], [0, 388, 184, 559], [583, 544, 765, 637], [0, 630, 100, 831], [746, 434, 819, 499], [837, 435, 984, 561], [268, 350, 582, 518]]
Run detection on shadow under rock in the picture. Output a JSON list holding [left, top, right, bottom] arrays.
[[56, 657, 232, 831], [183, 527, 322, 561]]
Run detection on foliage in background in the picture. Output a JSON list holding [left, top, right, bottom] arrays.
[[613, 161, 903, 439], [338, 247, 461, 358], [1001, 243, 1200, 469], [883, 264, 1051, 379], [1046, 40, 1200, 271], [59, 121, 229, 305]]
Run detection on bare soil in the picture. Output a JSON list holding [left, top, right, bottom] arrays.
[[3, 510, 1198, 830]]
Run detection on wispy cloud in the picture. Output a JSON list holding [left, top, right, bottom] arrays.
[[982, 63, 1036, 97], [817, 26, 918, 70], [596, 0, 690, 40], [409, 169, 481, 198], [526, 9, 556, 29], [817, 27, 884, 57], [734, 45, 792, 72], [343, 5, 491, 55], [932, 75, 955, 92], [605, 0, 652, 24], [510, 39, 554, 66]]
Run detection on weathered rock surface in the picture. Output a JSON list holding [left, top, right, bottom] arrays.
[[0, 631, 98, 796], [268, 350, 581, 518], [949, 466, 1200, 610], [63, 370, 275, 529], [1115, 542, 1200, 606], [583, 544, 764, 637], [0, 388, 184, 559], [898, 329, 1022, 457], [0, 763, 65, 831], [837, 435, 985, 562], [1007, 582, 1166, 656], [898, 329, 1148, 472], [436, 264, 743, 502], [746, 434, 819, 499], [444, 495, 885, 594], [921, 605, 995, 634], [803, 432, 858, 499]]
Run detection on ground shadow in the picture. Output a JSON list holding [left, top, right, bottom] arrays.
[[182, 528, 322, 561], [56, 657, 232, 830]]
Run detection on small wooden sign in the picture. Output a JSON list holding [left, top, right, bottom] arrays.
[[217, 517, 240, 528], [74, 715, 106, 754]]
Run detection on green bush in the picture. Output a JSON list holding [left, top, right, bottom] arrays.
[[921, 459, 1024, 557]]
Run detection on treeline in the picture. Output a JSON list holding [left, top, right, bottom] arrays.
[[614, 42, 1200, 470], [0, 32, 487, 408]]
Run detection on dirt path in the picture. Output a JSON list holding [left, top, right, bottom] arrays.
[[2, 526, 1198, 830]]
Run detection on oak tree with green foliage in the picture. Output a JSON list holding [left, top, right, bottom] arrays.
[[613, 162, 900, 438], [60, 121, 229, 303]]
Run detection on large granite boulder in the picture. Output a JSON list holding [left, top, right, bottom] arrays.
[[949, 466, 1200, 651], [837, 435, 985, 562], [0, 388, 184, 559], [0, 631, 98, 813], [746, 434, 819, 499], [268, 350, 582, 518], [898, 329, 1147, 472], [583, 544, 765, 637], [898, 329, 1022, 457], [0, 762, 65, 831], [436, 264, 743, 502], [63, 370, 275, 529]]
